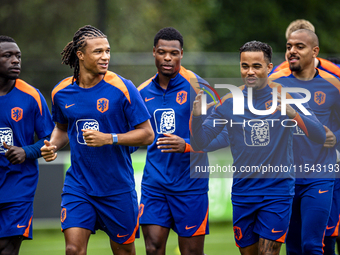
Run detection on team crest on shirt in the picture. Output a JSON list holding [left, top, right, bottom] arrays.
[[176, 91, 187, 105], [233, 226, 243, 240], [11, 107, 23, 122], [265, 100, 272, 110], [76, 119, 100, 145], [0, 128, 13, 153], [97, 98, 109, 113], [314, 91, 326, 105], [243, 120, 270, 146], [153, 108, 176, 134]]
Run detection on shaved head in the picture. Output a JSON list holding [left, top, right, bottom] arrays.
[[289, 29, 319, 47]]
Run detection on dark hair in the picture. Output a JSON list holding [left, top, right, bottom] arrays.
[[61, 25, 106, 84], [154, 27, 183, 48], [239, 40, 272, 63], [0, 35, 16, 44]]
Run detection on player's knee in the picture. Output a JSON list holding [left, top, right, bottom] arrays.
[[145, 239, 164, 255], [65, 243, 86, 255]]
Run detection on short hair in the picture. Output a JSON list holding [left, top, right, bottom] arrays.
[[0, 35, 16, 44], [290, 29, 319, 47], [285, 19, 315, 39], [61, 25, 106, 84], [239, 40, 272, 63], [154, 27, 183, 48]]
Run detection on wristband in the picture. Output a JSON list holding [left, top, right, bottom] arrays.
[[111, 133, 118, 145]]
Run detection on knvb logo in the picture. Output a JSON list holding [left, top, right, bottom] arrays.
[[200, 84, 312, 116]]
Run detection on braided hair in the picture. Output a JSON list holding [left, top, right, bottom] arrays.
[[61, 25, 106, 84]]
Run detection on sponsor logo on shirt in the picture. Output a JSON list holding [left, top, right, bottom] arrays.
[[153, 109, 176, 134], [11, 107, 23, 122], [243, 120, 270, 146], [97, 98, 109, 113], [76, 119, 100, 145], [0, 127, 13, 153], [65, 103, 75, 109], [294, 126, 305, 136], [145, 97, 155, 102]]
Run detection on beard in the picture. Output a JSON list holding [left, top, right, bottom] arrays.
[[289, 64, 301, 72]]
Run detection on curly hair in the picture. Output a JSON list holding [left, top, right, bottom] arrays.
[[154, 27, 183, 48], [239, 40, 272, 63]]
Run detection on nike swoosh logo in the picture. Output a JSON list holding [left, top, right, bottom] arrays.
[[185, 225, 197, 230], [145, 97, 155, 102], [271, 228, 283, 233], [326, 226, 335, 230], [117, 234, 129, 238], [17, 224, 26, 228], [65, 104, 75, 109], [319, 189, 328, 194]]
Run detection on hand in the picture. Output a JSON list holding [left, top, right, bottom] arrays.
[[323, 126, 336, 148], [3, 142, 26, 164], [207, 101, 216, 110], [156, 133, 186, 153], [81, 129, 112, 147], [193, 90, 204, 116], [276, 92, 297, 119], [40, 140, 57, 162]]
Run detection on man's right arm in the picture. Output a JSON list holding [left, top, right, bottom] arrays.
[[191, 90, 227, 150], [40, 122, 69, 162]]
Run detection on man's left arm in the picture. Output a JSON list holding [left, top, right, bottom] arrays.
[[3, 135, 49, 164]]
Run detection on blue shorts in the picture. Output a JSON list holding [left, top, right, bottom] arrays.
[[232, 195, 293, 248], [0, 201, 33, 239], [139, 188, 209, 237], [61, 189, 140, 244], [286, 180, 334, 255], [326, 179, 340, 237]]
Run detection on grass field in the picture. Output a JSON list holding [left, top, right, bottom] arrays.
[[20, 222, 288, 255]]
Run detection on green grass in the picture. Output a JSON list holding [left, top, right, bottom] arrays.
[[20, 222, 288, 255]]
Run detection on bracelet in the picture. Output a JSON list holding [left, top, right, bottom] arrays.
[[111, 133, 118, 145]]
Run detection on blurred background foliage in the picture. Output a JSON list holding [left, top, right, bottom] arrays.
[[1, 0, 340, 101]]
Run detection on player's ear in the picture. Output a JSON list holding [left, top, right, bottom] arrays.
[[77, 50, 84, 61], [153, 46, 156, 58], [267, 63, 273, 74], [312, 46, 320, 58]]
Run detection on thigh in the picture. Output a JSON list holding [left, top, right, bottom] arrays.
[[169, 193, 209, 237], [0, 202, 33, 239], [110, 239, 136, 255], [258, 238, 282, 255], [61, 191, 97, 233], [95, 190, 140, 245], [178, 235, 205, 255], [232, 198, 259, 248], [255, 196, 293, 243], [141, 224, 170, 253], [139, 189, 173, 228], [0, 236, 23, 255], [286, 187, 302, 255], [64, 227, 92, 254], [300, 181, 334, 253], [326, 183, 340, 237]]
